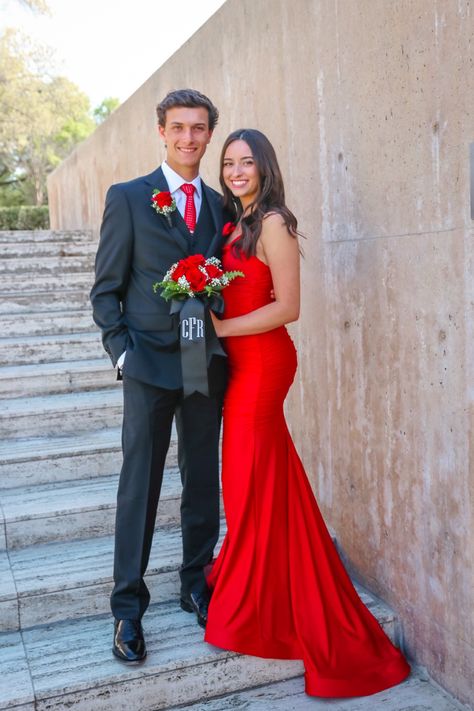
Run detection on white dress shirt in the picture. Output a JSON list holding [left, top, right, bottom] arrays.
[[161, 160, 202, 221], [117, 162, 202, 371]]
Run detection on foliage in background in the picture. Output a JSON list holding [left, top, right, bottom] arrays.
[[0, 28, 120, 208], [94, 97, 120, 125], [0, 205, 49, 229]]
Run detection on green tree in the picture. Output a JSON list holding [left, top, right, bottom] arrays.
[[0, 29, 95, 205], [93, 96, 120, 125]]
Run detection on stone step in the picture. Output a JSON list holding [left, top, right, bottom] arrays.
[[0, 387, 123, 438], [2, 519, 224, 631], [0, 254, 95, 275], [0, 358, 114, 398], [0, 587, 405, 711], [0, 288, 91, 313], [0, 630, 35, 710], [0, 426, 179, 489], [0, 470, 181, 550], [0, 428, 126, 489], [0, 606, 301, 711], [0, 240, 97, 259], [0, 309, 96, 338], [2, 529, 384, 644], [173, 674, 463, 711], [0, 271, 94, 293], [0, 330, 103, 366], [0, 229, 94, 244]]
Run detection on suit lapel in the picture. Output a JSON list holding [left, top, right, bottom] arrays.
[[202, 183, 223, 258], [144, 166, 189, 256]]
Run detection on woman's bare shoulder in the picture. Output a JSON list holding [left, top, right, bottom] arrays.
[[261, 211, 296, 244]]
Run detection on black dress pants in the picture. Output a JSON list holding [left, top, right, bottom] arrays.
[[110, 374, 222, 620]]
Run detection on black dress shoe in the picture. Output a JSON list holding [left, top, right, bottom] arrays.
[[180, 589, 210, 628], [113, 619, 147, 662]]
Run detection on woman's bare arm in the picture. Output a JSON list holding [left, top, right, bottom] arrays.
[[212, 213, 300, 338]]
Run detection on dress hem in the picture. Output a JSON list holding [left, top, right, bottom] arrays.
[[304, 661, 411, 698], [204, 631, 411, 698], [205, 630, 301, 660]]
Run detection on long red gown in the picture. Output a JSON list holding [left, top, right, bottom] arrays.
[[204, 238, 410, 697]]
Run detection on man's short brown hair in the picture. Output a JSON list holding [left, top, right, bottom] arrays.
[[156, 89, 219, 131]]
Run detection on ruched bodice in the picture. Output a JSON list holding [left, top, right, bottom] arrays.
[[220, 240, 297, 420], [221, 239, 274, 317]]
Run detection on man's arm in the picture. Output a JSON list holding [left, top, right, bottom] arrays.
[[90, 184, 134, 366]]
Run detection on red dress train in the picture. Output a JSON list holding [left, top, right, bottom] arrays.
[[204, 240, 410, 697]]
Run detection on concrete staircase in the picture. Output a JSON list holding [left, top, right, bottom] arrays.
[[0, 230, 463, 711]]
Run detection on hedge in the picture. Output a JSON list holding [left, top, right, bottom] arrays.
[[0, 206, 50, 230]]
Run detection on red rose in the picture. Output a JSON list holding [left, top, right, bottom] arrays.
[[171, 254, 206, 281], [206, 263, 223, 279], [171, 262, 187, 281], [185, 254, 206, 267], [152, 191, 173, 208], [222, 221, 235, 237], [186, 266, 208, 292]]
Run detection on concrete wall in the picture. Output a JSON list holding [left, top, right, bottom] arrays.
[[48, 0, 474, 704]]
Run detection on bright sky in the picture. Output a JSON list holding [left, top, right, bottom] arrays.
[[0, 0, 227, 107]]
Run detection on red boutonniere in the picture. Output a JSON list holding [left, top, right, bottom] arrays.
[[222, 221, 236, 237], [151, 189, 177, 226]]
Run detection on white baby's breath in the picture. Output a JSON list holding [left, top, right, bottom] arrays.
[[206, 257, 220, 266]]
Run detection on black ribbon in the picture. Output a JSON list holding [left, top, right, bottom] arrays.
[[170, 295, 226, 398]]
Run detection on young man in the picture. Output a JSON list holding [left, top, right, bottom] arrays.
[[90, 89, 226, 662]]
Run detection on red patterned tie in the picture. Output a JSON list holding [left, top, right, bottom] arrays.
[[180, 183, 197, 233]]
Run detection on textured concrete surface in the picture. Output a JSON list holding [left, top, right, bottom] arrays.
[[0, 240, 96, 259], [0, 229, 465, 709], [0, 388, 123, 437], [0, 507, 6, 550], [0, 289, 91, 313], [0, 272, 93, 293], [175, 674, 466, 710], [0, 429, 176, 489], [46, 1, 473, 703], [4, 517, 224, 631], [0, 551, 18, 629], [0, 631, 34, 711], [0, 230, 92, 243], [0, 613, 462, 711], [0, 256, 95, 276], [0, 310, 97, 338], [0, 358, 113, 398], [1, 600, 404, 711], [0, 330, 105, 367], [21, 605, 301, 710], [1, 469, 181, 550], [0, 427, 123, 488]]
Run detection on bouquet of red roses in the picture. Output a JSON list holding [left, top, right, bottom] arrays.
[[152, 254, 242, 398], [153, 254, 243, 301]]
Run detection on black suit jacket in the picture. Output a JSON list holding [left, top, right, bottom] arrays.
[[90, 166, 227, 392]]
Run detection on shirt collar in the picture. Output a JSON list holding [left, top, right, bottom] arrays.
[[161, 161, 202, 198]]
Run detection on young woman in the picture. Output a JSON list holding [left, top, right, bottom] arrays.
[[205, 129, 410, 697]]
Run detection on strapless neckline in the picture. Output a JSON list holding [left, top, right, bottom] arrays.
[[222, 237, 270, 270]]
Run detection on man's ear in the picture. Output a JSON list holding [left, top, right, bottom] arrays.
[[158, 124, 166, 140], [207, 130, 214, 144]]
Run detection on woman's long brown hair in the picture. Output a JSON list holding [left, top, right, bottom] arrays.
[[219, 129, 300, 257]]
